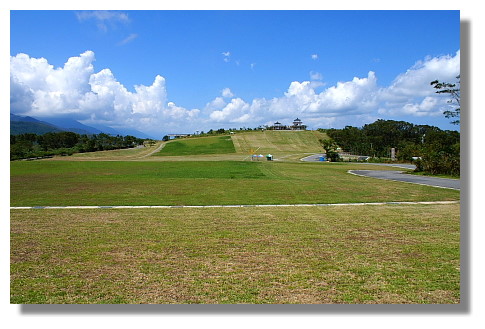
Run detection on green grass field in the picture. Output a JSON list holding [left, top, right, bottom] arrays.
[[10, 130, 461, 304], [11, 204, 460, 304], [156, 136, 236, 156], [10, 160, 459, 206]]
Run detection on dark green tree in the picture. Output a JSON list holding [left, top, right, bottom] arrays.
[[320, 138, 340, 162]]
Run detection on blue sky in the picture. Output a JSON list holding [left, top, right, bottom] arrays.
[[10, 10, 460, 138]]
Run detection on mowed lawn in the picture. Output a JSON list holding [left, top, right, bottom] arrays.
[[156, 136, 236, 156], [231, 130, 328, 154], [10, 160, 459, 206], [10, 204, 460, 304]]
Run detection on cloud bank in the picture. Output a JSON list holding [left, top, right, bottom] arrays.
[[10, 51, 199, 137], [10, 50, 460, 137]]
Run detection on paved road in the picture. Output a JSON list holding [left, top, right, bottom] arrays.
[[356, 163, 417, 170], [300, 154, 459, 190], [300, 153, 327, 162], [349, 170, 460, 190], [301, 154, 416, 169]]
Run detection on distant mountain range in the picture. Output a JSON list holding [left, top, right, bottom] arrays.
[[10, 113, 154, 139]]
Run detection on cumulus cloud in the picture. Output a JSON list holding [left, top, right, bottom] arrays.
[[378, 50, 460, 117], [200, 51, 459, 129], [311, 54, 318, 60], [263, 71, 378, 120], [384, 51, 460, 99], [206, 78, 342, 125], [11, 51, 95, 117], [10, 51, 200, 136], [209, 98, 250, 123], [204, 97, 227, 112], [10, 49, 460, 136]]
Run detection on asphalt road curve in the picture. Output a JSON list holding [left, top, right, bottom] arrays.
[[349, 170, 460, 190]]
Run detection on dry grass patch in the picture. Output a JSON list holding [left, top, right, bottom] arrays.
[[11, 204, 460, 304]]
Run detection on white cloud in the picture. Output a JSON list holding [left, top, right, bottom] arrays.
[[203, 71, 379, 126], [310, 71, 323, 81], [383, 51, 460, 99], [76, 10, 130, 32], [222, 88, 234, 98], [202, 51, 459, 128], [118, 33, 138, 46], [76, 10, 130, 23], [264, 71, 378, 120], [311, 54, 318, 60], [164, 101, 200, 120], [316, 72, 378, 113], [204, 97, 226, 112], [10, 51, 200, 136], [222, 51, 231, 62], [10, 50, 460, 137], [377, 50, 460, 117], [209, 98, 250, 123], [11, 51, 95, 117]]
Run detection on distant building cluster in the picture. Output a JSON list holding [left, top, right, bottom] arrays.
[[268, 118, 307, 130]]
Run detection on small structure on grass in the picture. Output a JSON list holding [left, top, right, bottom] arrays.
[[291, 118, 305, 130], [269, 118, 307, 130], [272, 121, 285, 130]]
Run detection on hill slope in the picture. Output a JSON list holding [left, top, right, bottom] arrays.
[[150, 130, 328, 161], [156, 136, 236, 156], [231, 130, 328, 155]]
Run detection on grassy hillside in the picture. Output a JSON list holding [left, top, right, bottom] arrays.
[[148, 130, 328, 161], [156, 136, 236, 156], [232, 130, 328, 155]]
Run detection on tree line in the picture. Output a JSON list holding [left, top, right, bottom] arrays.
[[10, 131, 146, 160], [319, 119, 460, 176]]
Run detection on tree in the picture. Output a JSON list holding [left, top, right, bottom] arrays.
[[430, 75, 460, 125], [320, 138, 340, 162]]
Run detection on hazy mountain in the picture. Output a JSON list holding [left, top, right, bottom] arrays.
[[86, 124, 122, 136], [111, 127, 155, 139], [10, 121, 64, 135], [10, 113, 43, 123], [32, 117, 103, 135], [10, 114, 63, 135], [83, 123, 155, 139], [11, 113, 154, 139]]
